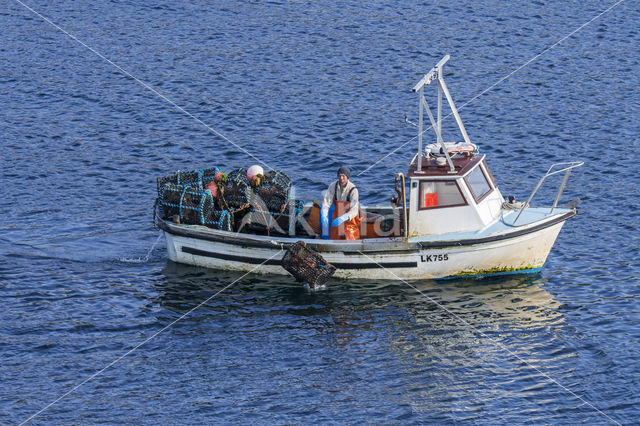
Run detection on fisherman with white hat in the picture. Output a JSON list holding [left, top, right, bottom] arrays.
[[320, 166, 361, 240]]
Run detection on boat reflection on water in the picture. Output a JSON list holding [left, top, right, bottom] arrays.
[[155, 261, 563, 333], [410, 275, 563, 329], [155, 261, 578, 420]]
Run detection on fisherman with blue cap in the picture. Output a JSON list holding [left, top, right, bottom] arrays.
[[320, 166, 361, 240]]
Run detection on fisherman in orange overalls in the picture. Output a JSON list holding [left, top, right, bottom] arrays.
[[320, 166, 361, 240]]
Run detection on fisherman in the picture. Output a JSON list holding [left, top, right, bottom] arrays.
[[321, 166, 361, 240]]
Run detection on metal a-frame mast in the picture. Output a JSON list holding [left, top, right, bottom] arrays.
[[412, 55, 472, 173]]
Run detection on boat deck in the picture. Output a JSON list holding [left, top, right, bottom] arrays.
[[408, 207, 575, 243]]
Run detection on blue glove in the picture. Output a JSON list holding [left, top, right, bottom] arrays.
[[332, 213, 349, 227], [320, 209, 330, 239]]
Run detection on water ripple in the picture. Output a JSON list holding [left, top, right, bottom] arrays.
[[2, 0, 639, 423]]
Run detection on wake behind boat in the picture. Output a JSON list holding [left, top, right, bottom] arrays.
[[155, 56, 582, 280]]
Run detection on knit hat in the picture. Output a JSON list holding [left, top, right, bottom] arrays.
[[337, 166, 351, 178]]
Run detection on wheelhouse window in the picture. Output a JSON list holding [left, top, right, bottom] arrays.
[[483, 160, 497, 187], [465, 165, 493, 203], [419, 180, 466, 210]]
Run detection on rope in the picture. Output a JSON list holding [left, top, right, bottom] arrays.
[[119, 232, 163, 264]]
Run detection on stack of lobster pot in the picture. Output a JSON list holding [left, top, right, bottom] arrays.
[[156, 167, 231, 231], [156, 167, 301, 235], [228, 169, 300, 236]]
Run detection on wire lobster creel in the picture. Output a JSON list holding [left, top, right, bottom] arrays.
[[156, 169, 204, 196], [223, 168, 250, 209], [204, 209, 232, 231], [281, 241, 336, 288], [240, 199, 305, 236], [252, 170, 293, 213], [159, 183, 214, 225]]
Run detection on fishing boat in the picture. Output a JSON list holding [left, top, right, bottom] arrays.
[[156, 56, 582, 280]]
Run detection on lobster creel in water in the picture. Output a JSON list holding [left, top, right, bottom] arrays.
[[281, 241, 336, 288]]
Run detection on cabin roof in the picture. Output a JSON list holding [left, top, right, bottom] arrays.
[[407, 153, 484, 178]]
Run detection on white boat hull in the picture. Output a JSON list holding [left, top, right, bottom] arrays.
[[160, 209, 573, 280]]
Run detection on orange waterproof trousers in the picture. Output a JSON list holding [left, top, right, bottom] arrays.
[[330, 200, 361, 240]]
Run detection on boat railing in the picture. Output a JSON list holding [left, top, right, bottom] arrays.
[[510, 161, 584, 225]]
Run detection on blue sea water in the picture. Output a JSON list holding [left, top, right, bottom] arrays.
[[2, 0, 639, 423]]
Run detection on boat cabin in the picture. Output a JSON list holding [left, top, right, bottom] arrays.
[[404, 54, 504, 238], [406, 151, 503, 237]]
